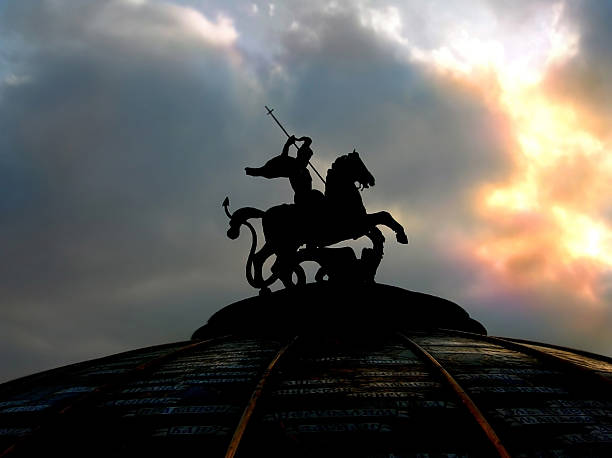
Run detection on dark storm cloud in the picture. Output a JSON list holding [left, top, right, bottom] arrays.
[[0, 0, 260, 380], [268, 5, 512, 210], [264, 4, 514, 310], [544, 1, 612, 131]]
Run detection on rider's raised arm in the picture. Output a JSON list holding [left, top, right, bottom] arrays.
[[297, 136, 312, 148], [282, 135, 297, 156]]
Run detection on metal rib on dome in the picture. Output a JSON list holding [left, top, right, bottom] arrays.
[[0, 284, 611, 457]]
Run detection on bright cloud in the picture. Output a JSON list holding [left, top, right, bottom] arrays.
[[93, 0, 238, 49], [361, 1, 612, 304]]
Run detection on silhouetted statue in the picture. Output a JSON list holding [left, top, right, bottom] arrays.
[[224, 129, 407, 294]]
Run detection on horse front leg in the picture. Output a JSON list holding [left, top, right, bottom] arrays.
[[366, 211, 408, 244]]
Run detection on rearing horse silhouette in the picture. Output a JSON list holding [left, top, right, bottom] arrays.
[[226, 151, 407, 292]]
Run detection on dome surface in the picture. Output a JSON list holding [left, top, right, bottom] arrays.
[[1, 284, 611, 457]]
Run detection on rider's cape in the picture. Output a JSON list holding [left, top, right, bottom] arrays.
[[246, 155, 296, 179]]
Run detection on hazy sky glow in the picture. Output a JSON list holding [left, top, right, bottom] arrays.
[[1, 0, 611, 382]]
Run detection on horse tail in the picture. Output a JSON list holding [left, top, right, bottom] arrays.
[[227, 206, 278, 290]]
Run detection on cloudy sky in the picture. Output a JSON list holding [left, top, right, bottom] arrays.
[[1, 0, 611, 382]]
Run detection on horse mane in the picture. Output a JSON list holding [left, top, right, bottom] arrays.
[[330, 153, 350, 172], [326, 153, 349, 186]]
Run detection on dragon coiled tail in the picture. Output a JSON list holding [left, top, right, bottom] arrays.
[[225, 205, 278, 290], [242, 220, 278, 290]]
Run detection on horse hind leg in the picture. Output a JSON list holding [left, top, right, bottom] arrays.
[[273, 248, 306, 289]]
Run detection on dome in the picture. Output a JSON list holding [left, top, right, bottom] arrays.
[[1, 283, 611, 457]]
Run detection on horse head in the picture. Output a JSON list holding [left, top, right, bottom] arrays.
[[327, 150, 375, 195], [347, 150, 375, 190]]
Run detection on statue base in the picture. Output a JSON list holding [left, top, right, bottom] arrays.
[[192, 283, 486, 340]]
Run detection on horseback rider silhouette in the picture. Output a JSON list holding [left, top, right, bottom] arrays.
[[227, 109, 407, 292], [246, 136, 321, 202], [245, 135, 325, 238], [227, 144, 407, 291]]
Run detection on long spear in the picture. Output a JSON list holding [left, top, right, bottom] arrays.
[[265, 105, 326, 185]]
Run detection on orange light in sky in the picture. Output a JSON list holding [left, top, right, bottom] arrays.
[[410, 3, 612, 301]]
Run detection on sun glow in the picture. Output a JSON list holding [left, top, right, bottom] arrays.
[[409, 3, 612, 300]]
